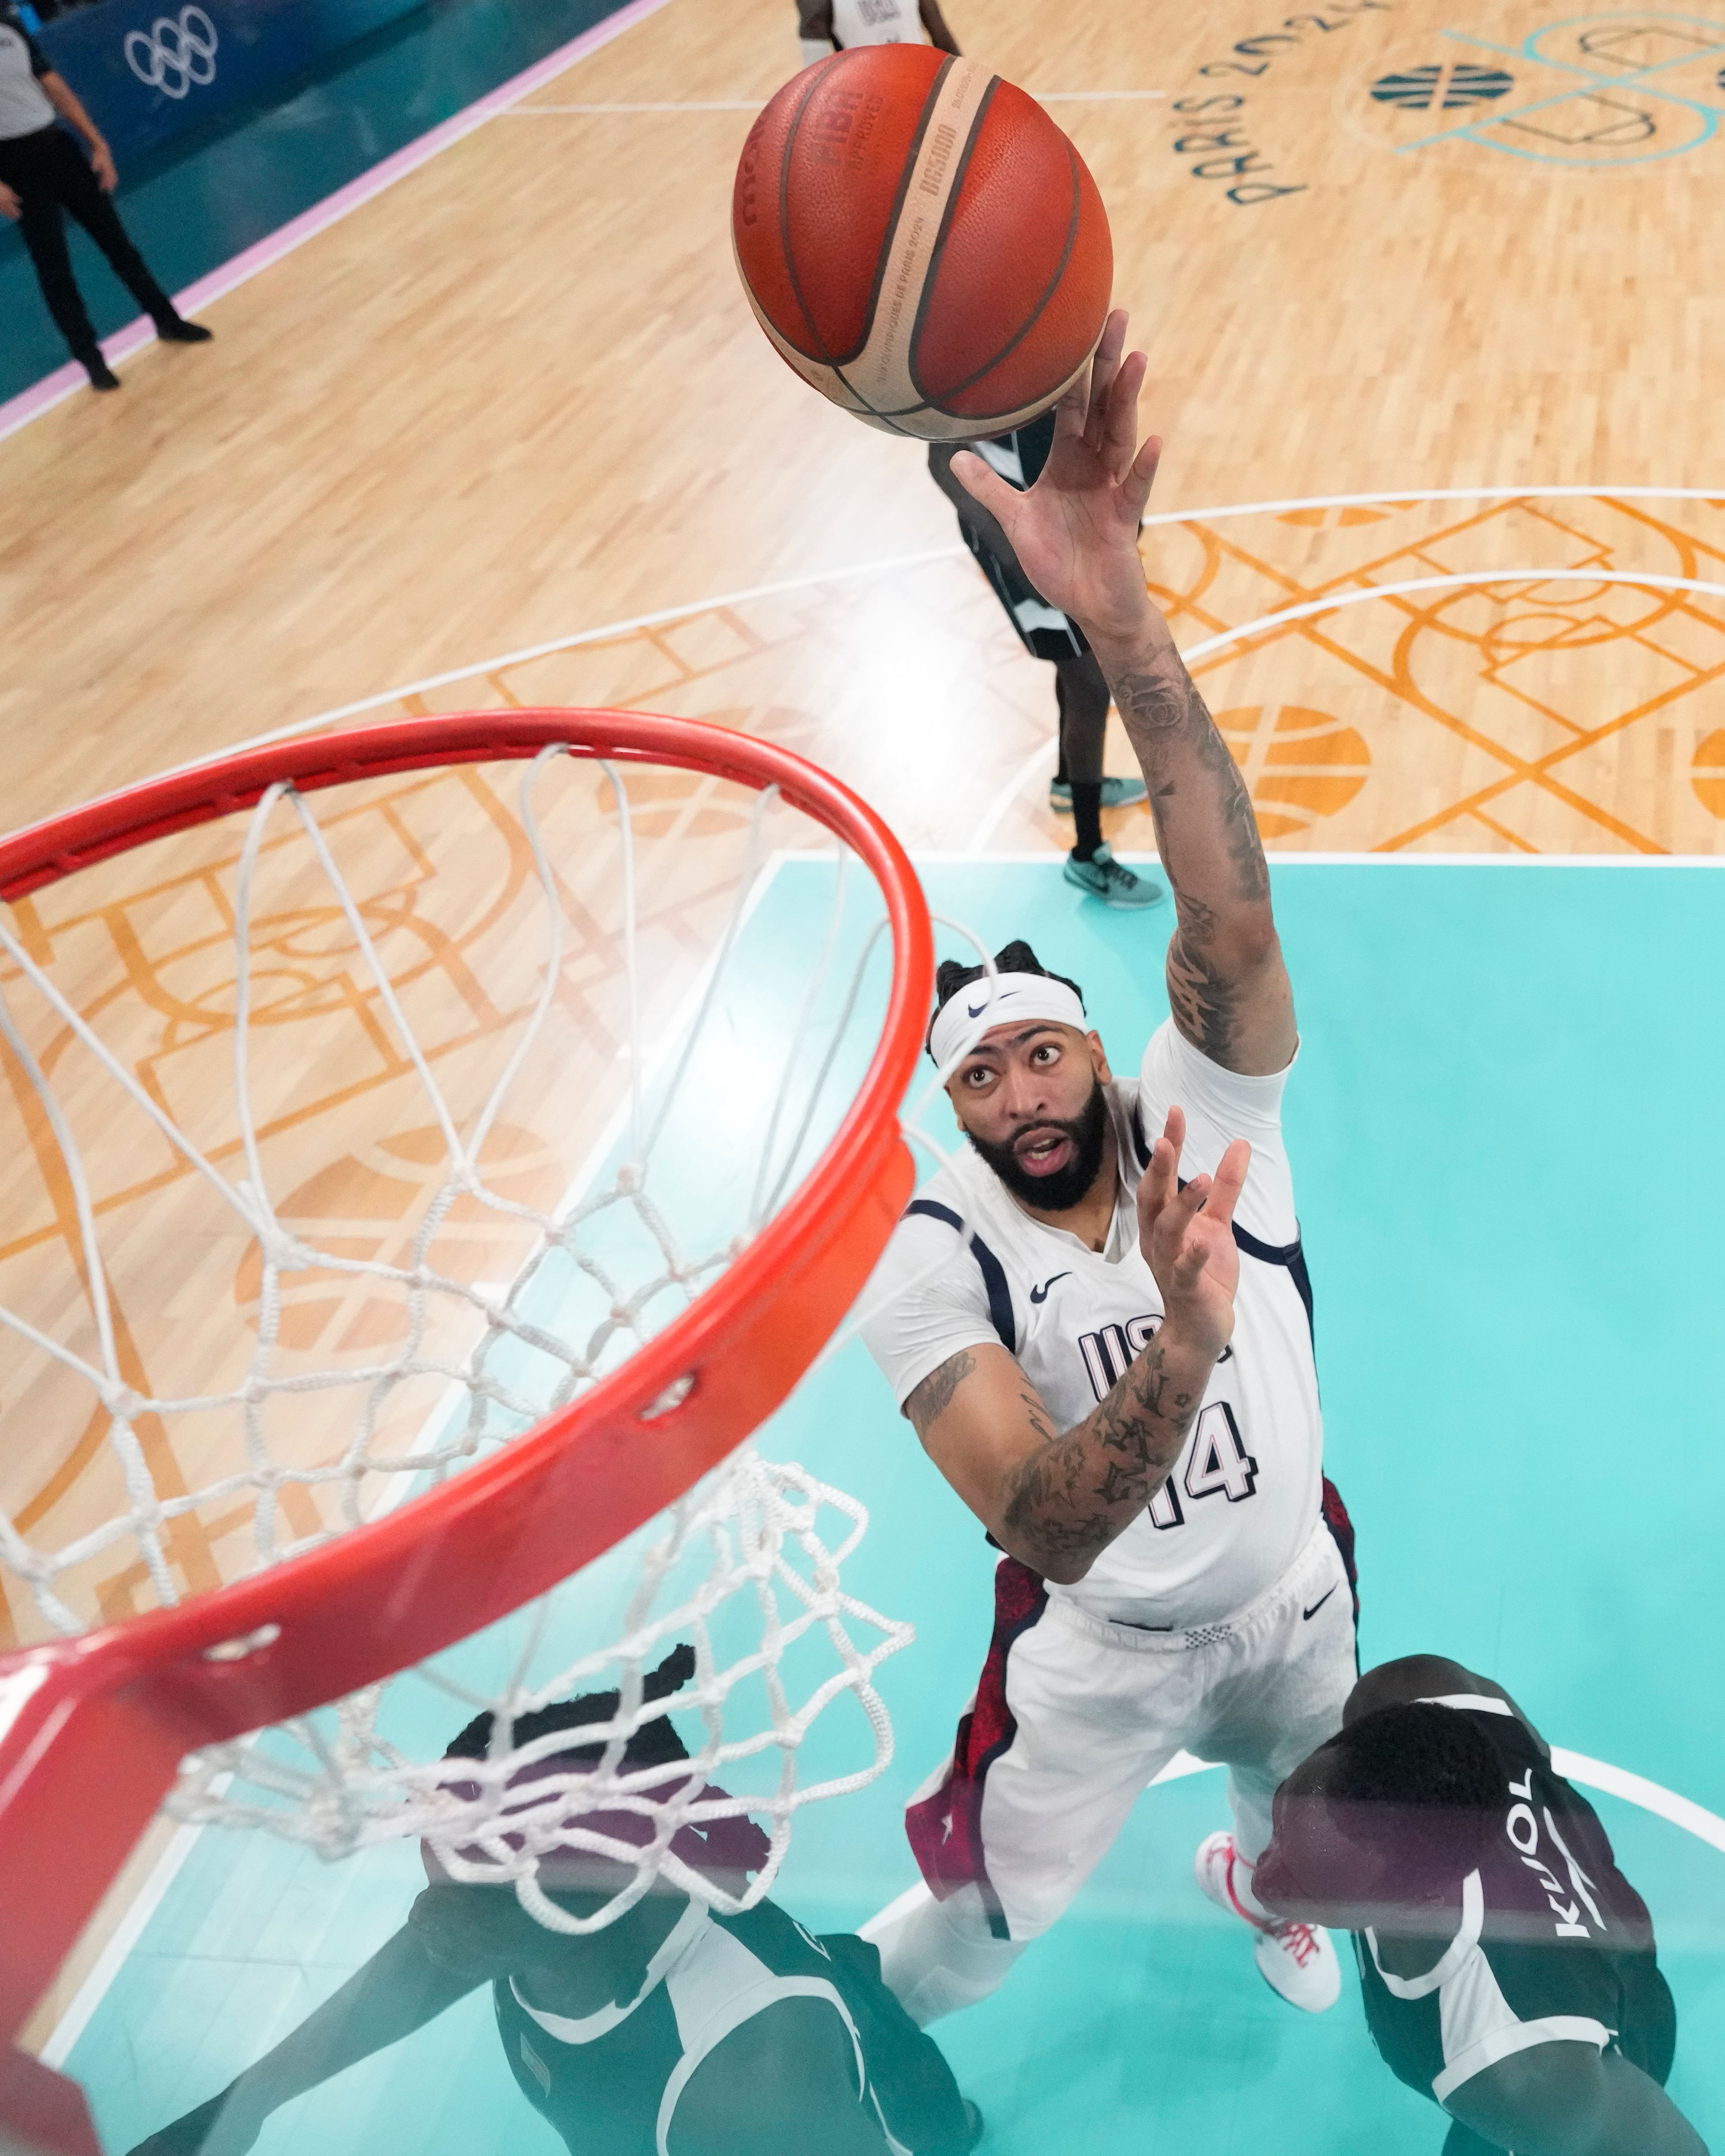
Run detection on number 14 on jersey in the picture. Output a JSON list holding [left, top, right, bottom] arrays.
[[1078, 1320, 1259, 1531]]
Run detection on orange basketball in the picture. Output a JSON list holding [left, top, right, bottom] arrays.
[[732, 47, 1113, 440]]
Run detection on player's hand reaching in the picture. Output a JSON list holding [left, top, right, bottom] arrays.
[[1136, 1107, 1247, 1365], [950, 308, 1159, 649]]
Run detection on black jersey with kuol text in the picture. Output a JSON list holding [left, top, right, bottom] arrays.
[[1356, 1695, 1675, 2107]]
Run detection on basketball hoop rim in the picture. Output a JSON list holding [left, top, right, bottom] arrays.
[[0, 711, 933, 2085]]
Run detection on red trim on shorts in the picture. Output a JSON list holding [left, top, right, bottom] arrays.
[[1321, 1474, 1359, 1626], [904, 1555, 1047, 1942]]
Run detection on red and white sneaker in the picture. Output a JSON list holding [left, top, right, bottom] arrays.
[[1194, 1830, 1341, 2014]]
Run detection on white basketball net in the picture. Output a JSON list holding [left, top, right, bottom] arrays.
[[0, 741, 915, 1926]]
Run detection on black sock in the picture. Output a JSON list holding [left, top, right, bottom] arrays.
[[1069, 782, 1103, 862]]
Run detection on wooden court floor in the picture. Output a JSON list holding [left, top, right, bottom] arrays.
[[6, 0, 1725, 2076], [5, 0, 1725, 847]]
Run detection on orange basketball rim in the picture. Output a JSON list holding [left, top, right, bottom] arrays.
[[0, 710, 934, 2156]]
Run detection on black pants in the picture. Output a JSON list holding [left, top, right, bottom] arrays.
[[0, 124, 175, 363], [927, 440, 1108, 787]]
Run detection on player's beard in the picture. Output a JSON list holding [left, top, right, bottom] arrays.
[[967, 1078, 1110, 1213]]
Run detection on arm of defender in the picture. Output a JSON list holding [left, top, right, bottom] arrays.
[[919, 0, 961, 53], [124, 1921, 486, 2156], [905, 1119, 1245, 1584], [949, 314, 1294, 1075], [1443, 2042, 1709, 2156], [669, 1999, 893, 2156], [1344, 1654, 1552, 1759]]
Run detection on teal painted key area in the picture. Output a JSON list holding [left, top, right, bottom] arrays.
[[59, 859, 1725, 2155]]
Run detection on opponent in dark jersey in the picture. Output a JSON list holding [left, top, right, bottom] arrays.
[[126, 1649, 980, 2156], [928, 411, 1157, 909], [1252, 1653, 1707, 2156]]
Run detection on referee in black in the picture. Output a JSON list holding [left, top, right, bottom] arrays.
[[0, 6, 211, 391]]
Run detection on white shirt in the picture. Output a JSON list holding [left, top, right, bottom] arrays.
[[0, 21, 56, 144], [830, 0, 926, 46], [860, 1020, 1322, 1627]]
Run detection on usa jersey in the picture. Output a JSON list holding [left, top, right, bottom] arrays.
[[861, 1019, 1321, 1627], [1358, 1697, 1674, 2103]]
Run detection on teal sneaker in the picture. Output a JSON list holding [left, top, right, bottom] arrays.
[[1062, 844, 1164, 909], [1049, 775, 1148, 812]]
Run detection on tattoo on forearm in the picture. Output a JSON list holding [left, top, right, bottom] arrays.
[[904, 1349, 975, 1438], [1001, 1344, 1202, 1575], [1106, 639, 1275, 1064], [1114, 651, 1269, 904]]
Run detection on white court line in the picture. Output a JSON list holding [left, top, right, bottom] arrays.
[[1144, 1745, 1725, 1859], [968, 564, 1725, 853], [861, 1745, 1725, 1939], [1182, 566, 1725, 662], [23, 493, 1723, 861], [1142, 483, 1725, 527], [913, 848, 1725, 867], [0, 546, 967, 854]]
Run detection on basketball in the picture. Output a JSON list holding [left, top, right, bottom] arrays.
[[732, 47, 1113, 440]]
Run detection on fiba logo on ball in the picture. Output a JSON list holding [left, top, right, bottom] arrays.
[[124, 5, 218, 99]]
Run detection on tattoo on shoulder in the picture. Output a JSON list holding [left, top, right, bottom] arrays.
[[904, 1349, 975, 1436]]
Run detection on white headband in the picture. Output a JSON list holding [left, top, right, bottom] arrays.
[[928, 972, 1088, 1071]]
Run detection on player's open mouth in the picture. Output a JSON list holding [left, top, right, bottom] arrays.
[[1013, 1127, 1073, 1177]]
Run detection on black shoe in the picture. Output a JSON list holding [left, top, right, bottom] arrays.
[[155, 316, 213, 344], [83, 356, 120, 391]]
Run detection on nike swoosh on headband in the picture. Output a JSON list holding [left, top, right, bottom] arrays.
[[967, 990, 1022, 1017]]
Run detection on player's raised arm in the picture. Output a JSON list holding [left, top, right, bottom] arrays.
[[906, 1114, 1247, 1583], [951, 314, 1295, 1077]]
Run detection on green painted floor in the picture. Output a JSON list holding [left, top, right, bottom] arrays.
[[62, 859, 1725, 2154]]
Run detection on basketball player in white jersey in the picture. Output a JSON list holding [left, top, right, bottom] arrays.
[[858, 309, 1360, 2023], [796, 0, 960, 71]]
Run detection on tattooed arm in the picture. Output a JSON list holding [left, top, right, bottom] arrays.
[[903, 1112, 1248, 1584], [948, 310, 1295, 1075], [1105, 618, 1293, 1074]]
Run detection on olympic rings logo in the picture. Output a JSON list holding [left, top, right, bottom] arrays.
[[124, 6, 217, 99]]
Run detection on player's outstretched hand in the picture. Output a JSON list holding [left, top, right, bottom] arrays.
[[1136, 1106, 1247, 1364], [949, 308, 1159, 649], [125, 2088, 262, 2156]]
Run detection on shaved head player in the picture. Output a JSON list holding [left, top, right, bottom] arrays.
[[858, 312, 1359, 2023]]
